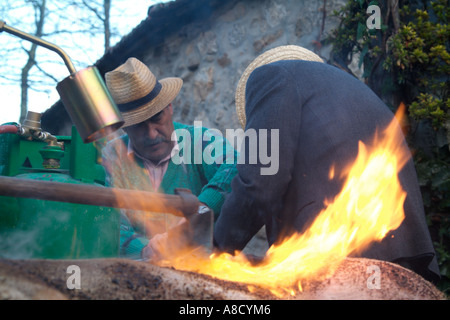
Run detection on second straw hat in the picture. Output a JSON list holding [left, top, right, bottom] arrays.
[[235, 45, 324, 128]]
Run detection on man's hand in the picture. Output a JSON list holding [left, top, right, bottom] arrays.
[[141, 217, 187, 260]]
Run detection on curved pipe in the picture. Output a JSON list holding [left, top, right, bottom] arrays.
[[0, 20, 76, 74], [0, 125, 19, 134]]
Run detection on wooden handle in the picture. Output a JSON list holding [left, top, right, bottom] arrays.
[[0, 175, 199, 217]]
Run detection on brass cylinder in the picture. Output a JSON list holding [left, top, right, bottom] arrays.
[[22, 111, 42, 130], [56, 67, 124, 143]]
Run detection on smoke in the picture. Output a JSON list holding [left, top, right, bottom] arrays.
[[0, 205, 70, 259], [0, 199, 120, 259]]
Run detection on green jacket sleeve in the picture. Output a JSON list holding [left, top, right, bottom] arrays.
[[195, 127, 239, 218], [119, 214, 149, 259]]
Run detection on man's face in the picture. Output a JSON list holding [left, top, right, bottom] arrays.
[[124, 104, 175, 163]]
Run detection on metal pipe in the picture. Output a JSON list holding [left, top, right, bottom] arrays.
[[0, 175, 199, 218], [0, 20, 76, 74]]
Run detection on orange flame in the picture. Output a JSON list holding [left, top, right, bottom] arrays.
[[155, 106, 411, 297]]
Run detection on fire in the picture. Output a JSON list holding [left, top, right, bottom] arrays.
[[154, 106, 411, 297]]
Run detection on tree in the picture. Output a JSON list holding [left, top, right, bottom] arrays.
[[81, 0, 112, 52], [20, 0, 47, 124], [0, 0, 142, 123]]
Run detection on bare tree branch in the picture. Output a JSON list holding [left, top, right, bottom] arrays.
[[20, 0, 46, 123], [104, 0, 111, 51], [0, 0, 142, 123]]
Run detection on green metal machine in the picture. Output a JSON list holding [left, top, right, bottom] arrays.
[[0, 22, 126, 260], [0, 115, 120, 259]]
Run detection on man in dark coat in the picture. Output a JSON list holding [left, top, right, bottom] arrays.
[[213, 45, 440, 283]]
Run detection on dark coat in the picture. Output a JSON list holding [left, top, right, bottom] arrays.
[[214, 60, 440, 283]]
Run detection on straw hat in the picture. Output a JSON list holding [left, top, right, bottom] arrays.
[[105, 57, 183, 127], [235, 45, 324, 128]]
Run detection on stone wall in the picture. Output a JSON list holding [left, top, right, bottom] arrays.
[[141, 0, 347, 132]]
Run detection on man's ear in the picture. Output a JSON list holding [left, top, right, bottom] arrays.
[[168, 103, 173, 115]]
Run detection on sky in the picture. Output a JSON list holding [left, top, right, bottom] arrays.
[[0, 0, 171, 126]]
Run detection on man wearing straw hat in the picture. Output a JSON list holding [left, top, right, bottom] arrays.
[[213, 45, 440, 283], [102, 57, 238, 259]]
